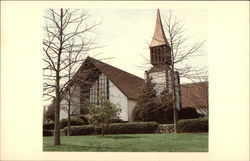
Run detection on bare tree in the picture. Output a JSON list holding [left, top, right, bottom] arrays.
[[62, 40, 84, 136], [163, 10, 206, 133], [43, 8, 99, 145]]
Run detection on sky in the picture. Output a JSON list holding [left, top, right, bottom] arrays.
[[41, 9, 208, 105], [85, 9, 208, 82]]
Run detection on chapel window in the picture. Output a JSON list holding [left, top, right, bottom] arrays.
[[89, 73, 109, 105]]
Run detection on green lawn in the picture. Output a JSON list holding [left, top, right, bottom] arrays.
[[43, 133, 208, 152]]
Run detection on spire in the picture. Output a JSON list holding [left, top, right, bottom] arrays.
[[149, 9, 169, 47]]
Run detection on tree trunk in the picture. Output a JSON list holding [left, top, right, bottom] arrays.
[[53, 8, 63, 145], [170, 63, 178, 133], [173, 104, 178, 133], [67, 52, 72, 136], [172, 83, 178, 133], [102, 129, 104, 137], [173, 72, 179, 133], [67, 103, 71, 136], [101, 124, 105, 137], [54, 70, 61, 145]]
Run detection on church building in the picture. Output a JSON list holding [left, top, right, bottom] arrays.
[[59, 57, 144, 121], [59, 9, 208, 121]]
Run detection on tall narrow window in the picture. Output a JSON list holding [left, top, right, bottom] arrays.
[[89, 73, 109, 105], [97, 79, 99, 105]]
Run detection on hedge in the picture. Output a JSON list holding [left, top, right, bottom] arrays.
[[60, 117, 85, 129], [43, 117, 86, 130], [163, 107, 200, 124], [159, 118, 208, 133], [179, 107, 200, 119], [177, 118, 208, 133], [105, 122, 159, 134], [43, 129, 53, 136], [43, 122, 54, 130], [63, 122, 159, 136], [159, 124, 174, 133], [63, 125, 95, 136], [110, 118, 128, 123]]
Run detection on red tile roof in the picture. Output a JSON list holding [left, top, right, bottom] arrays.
[[180, 81, 208, 109]]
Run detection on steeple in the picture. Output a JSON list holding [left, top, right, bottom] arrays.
[[150, 9, 169, 47], [149, 9, 171, 66]]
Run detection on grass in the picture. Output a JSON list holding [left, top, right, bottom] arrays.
[[43, 133, 208, 152]]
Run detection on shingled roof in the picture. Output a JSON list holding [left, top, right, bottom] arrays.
[[85, 57, 145, 100], [180, 81, 208, 109]]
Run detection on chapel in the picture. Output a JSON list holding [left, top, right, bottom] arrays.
[[58, 9, 208, 121]]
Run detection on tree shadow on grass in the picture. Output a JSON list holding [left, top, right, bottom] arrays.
[[101, 135, 142, 139], [53, 143, 127, 152]]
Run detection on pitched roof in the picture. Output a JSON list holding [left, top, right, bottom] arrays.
[[149, 9, 169, 47], [180, 81, 208, 109], [86, 57, 145, 99]]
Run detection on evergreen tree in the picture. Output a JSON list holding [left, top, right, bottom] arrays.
[[133, 77, 161, 122], [159, 89, 174, 123], [44, 104, 55, 122], [133, 78, 174, 123]]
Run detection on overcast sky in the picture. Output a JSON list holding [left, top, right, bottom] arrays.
[[85, 9, 208, 82], [1, 2, 249, 159]]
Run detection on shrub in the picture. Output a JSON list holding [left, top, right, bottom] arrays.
[[110, 118, 127, 123], [159, 124, 174, 133], [43, 122, 54, 130], [179, 107, 199, 119], [43, 129, 53, 136], [44, 105, 55, 122], [177, 118, 208, 133], [87, 97, 121, 136], [60, 117, 85, 129], [162, 107, 200, 124], [105, 122, 159, 134], [159, 118, 208, 133], [77, 116, 89, 125], [63, 125, 96, 136], [80, 107, 90, 116], [165, 108, 174, 124], [63, 122, 159, 136]]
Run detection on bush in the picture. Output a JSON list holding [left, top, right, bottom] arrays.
[[80, 106, 89, 115], [165, 108, 174, 124], [105, 122, 159, 134], [159, 118, 208, 133], [43, 117, 87, 130], [177, 118, 208, 133], [179, 107, 199, 119], [63, 122, 159, 136], [87, 97, 122, 136], [43, 122, 54, 130], [60, 117, 85, 129], [43, 129, 53, 136], [77, 116, 89, 125], [159, 124, 174, 133], [110, 118, 128, 123], [63, 125, 96, 136], [157, 107, 200, 124]]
